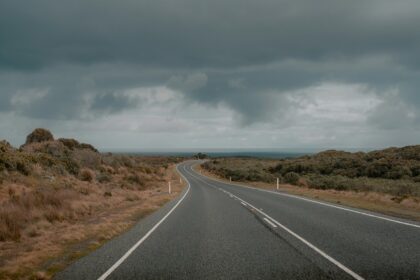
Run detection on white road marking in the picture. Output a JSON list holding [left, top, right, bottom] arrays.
[[97, 164, 191, 280], [185, 167, 365, 280], [228, 192, 365, 280], [263, 217, 278, 228], [241, 202, 247, 206], [192, 167, 420, 229]]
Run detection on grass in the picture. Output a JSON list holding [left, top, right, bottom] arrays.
[[0, 129, 187, 279], [200, 157, 420, 221], [203, 157, 420, 198], [0, 162, 186, 279]]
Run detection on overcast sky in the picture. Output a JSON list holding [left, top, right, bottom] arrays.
[[1, 0, 420, 151]]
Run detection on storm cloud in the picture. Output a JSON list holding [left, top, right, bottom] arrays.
[[0, 0, 420, 149]]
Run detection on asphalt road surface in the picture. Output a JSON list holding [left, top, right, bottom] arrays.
[[55, 161, 420, 280]]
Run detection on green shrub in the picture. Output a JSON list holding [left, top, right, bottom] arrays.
[[284, 172, 300, 185], [306, 175, 350, 191]]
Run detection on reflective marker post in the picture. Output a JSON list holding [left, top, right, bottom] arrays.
[[169, 181, 172, 194], [277, 178, 279, 190]]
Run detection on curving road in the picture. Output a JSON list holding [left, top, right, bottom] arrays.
[[55, 161, 420, 280]]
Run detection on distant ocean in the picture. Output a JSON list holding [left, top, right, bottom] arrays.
[[102, 147, 374, 159], [103, 149, 315, 159]]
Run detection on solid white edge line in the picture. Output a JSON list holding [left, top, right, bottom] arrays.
[[97, 163, 191, 280], [193, 166, 420, 229], [263, 217, 278, 228], [185, 166, 365, 280], [231, 193, 365, 280]]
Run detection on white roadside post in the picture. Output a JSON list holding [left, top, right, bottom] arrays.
[[229, 176, 232, 182], [179, 177, 182, 184], [168, 181, 172, 194], [276, 178, 279, 190]]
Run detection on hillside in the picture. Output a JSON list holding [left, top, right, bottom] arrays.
[[202, 146, 420, 220], [0, 129, 184, 279]]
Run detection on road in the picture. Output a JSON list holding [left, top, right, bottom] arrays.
[[55, 161, 420, 280]]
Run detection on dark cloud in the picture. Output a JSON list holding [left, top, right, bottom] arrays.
[[0, 0, 420, 132], [1, 0, 420, 70], [90, 93, 134, 114]]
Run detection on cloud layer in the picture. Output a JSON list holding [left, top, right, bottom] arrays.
[[1, 0, 420, 149]]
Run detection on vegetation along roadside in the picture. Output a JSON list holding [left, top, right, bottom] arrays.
[[0, 128, 186, 280], [200, 147, 420, 221]]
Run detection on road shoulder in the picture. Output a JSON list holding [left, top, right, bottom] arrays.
[[195, 164, 420, 222]]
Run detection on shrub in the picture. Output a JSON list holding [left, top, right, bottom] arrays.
[[0, 206, 22, 241], [63, 158, 80, 175], [226, 169, 248, 181], [97, 173, 112, 183], [104, 191, 112, 197], [387, 166, 412, 179], [16, 160, 31, 175], [72, 149, 101, 169], [25, 128, 54, 145], [79, 168, 94, 182], [284, 172, 300, 185], [78, 143, 99, 153], [124, 173, 144, 186], [194, 152, 208, 159], [58, 138, 80, 150], [306, 175, 350, 191], [0, 140, 13, 152]]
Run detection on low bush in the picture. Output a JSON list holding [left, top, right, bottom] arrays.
[[0, 205, 23, 241], [104, 191, 112, 197], [284, 172, 300, 185], [25, 128, 54, 145], [97, 173, 112, 183], [79, 168, 94, 182], [202, 155, 420, 198], [124, 173, 144, 186]]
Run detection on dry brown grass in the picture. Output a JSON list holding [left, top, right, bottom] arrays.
[[0, 162, 185, 280], [1, 129, 186, 279]]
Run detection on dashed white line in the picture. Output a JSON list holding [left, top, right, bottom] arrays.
[[263, 217, 278, 228], [185, 167, 365, 280], [228, 192, 365, 280], [192, 167, 420, 229]]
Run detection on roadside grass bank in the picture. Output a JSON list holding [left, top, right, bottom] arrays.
[[0, 129, 186, 280], [198, 156, 420, 221]]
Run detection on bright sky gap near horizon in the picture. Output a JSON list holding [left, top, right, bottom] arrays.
[[1, 0, 420, 151]]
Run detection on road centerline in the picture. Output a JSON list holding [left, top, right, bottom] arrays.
[[195, 168, 420, 229], [185, 165, 365, 280]]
